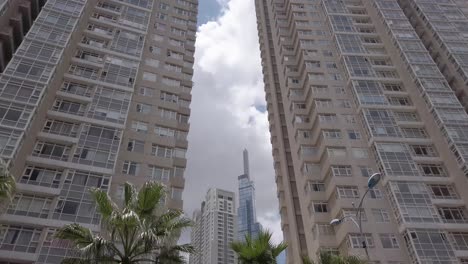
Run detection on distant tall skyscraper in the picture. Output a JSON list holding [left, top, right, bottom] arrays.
[[237, 149, 261, 241], [0, 0, 198, 262], [190, 188, 237, 264], [255, 0, 468, 263]]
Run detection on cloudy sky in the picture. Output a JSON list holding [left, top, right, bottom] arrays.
[[182, 0, 282, 243]]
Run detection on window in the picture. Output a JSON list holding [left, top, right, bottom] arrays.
[[449, 232, 468, 250], [380, 234, 399, 248], [327, 147, 347, 157], [323, 130, 341, 139], [369, 188, 383, 199], [148, 165, 171, 182], [131, 121, 148, 133], [348, 130, 361, 140], [359, 166, 373, 177], [306, 181, 325, 193], [127, 139, 144, 153], [410, 145, 437, 157], [139, 87, 154, 97], [313, 202, 328, 213], [143, 72, 157, 82], [122, 161, 140, 175], [152, 144, 173, 158], [318, 114, 337, 123], [343, 114, 356, 123], [352, 148, 368, 159], [337, 186, 359, 199], [402, 128, 427, 138], [331, 165, 352, 177], [348, 234, 374, 248], [419, 164, 447, 177], [145, 59, 159, 68], [429, 185, 458, 199], [438, 207, 468, 223], [171, 187, 183, 200], [342, 208, 367, 221], [136, 103, 151, 114], [372, 209, 390, 223], [160, 91, 178, 103]]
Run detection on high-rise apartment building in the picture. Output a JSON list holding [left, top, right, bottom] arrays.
[[190, 188, 237, 264], [0, 0, 197, 263], [255, 0, 468, 263], [237, 149, 261, 241], [400, 0, 468, 112], [0, 0, 47, 72]]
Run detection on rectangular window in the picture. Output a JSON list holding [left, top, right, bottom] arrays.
[[410, 145, 437, 157], [122, 161, 140, 175], [151, 144, 173, 158], [401, 128, 427, 138], [331, 165, 352, 177], [145, 59, 159, 68], [139, 87, 154, 97], [322, 130, 341, 139], [327, 147, 347, 157], [372, 209, 390, 223], [336, 186, 360, 199], [143, 72, 157, 82], [347, 130, 361, 140], [313, 202, 328, 213], [305, 181, 325, 193], [380, 234, 399, 248], [131, 121, 148, 133], [369, 188, 383, 199], [348, 234, 374, 248], [438, 207, 468, 223], [127, 139, 144, 153], [419, 164, 447, 177], [352, 148, 369, 159], [148, 165, 171, 182], [429, 185, 458, 199], [359, 166, 373, 177], [136, 103, 151, 114]]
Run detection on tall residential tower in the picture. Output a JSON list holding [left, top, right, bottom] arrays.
[[237, 149, 262, 241], [0, 0, 197, 263], [255, 0, 468, 263], [190, 188, 237, 264]]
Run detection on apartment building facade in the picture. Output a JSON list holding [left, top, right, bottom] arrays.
[[255, 0, 468, 263], [400, 0, 468, 113], [0, 0, 197, 263], [0, 0, 48, 72], [190, 188, 238, 264]]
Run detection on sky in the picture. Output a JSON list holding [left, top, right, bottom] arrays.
[[182, 0, 283, 243]]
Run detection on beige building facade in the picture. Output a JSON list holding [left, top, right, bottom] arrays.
[[255, 0, 468, 263], [190, 188, 238, 264], [0, 0, 197, 263]]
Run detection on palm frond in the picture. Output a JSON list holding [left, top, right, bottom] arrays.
[[136, 181, 165, 217], [302, 255, 315, 264], [0, 174, 15, 200], [123, 182, 137, 208], [0, 159, 15, 200], [90, 188, 118, 220]]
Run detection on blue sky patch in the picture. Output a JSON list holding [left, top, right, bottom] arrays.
[[198, 0, 222, 25]]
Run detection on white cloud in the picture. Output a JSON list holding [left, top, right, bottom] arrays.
[[182, 0, 282, 243]]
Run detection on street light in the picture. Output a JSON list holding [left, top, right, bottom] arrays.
[[329, 173, 382, 259]]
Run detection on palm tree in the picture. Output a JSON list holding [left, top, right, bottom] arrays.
[[0, 159, 15, 201], [55, 181, 194, 263], [302, 252, 367, 264], [231, 229, 287, 264]]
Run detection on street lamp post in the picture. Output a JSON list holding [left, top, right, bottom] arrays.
[[330, 172, 382, 260]]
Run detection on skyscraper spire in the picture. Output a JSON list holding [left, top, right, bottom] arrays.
[[243, 148, 250, 178]]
